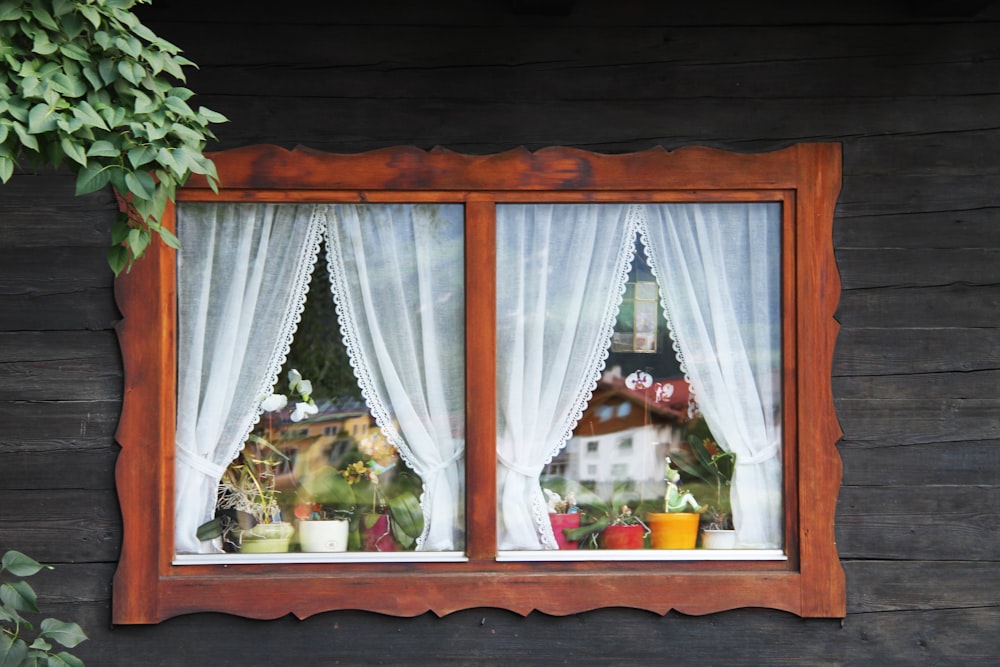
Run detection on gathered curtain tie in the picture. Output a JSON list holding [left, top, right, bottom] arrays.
[[497, 453, 545, 478], [735, 439, 781, 465], [176, 443, 229, 480], [420, 446, 464, 477]]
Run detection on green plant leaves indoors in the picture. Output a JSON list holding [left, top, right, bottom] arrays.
[[0, 0, 227, 275]]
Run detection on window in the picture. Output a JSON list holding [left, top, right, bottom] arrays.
[[113, 144, 845, 622]]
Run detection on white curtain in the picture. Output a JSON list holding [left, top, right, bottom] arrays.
[[496, 204, 636, 550], [175, 203, 323, 554], [323, 204, 466, 551], [640, 203, 783, 548]]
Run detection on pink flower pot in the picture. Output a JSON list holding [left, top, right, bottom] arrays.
[[362, 513, 398, 552], [549, 513, 582, 549]]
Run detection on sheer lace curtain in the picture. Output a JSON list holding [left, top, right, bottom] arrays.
[[640, 203, 783, 548], [175, 203, 322, 554], [323, 204, 466, 551], [496, 204, 635, 550]]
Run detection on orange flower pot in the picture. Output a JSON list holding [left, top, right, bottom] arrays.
[[647, 512, 700, 549]]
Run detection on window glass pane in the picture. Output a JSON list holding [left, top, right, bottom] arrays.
[[180, 203, 465, 558], [500, 203, 781, 554]]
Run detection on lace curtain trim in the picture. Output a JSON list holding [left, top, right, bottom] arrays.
[[529, 208, 641, 548], [224, 207, 326, 466], [319, 205, 438, 550], [635, 206, 698, 418]]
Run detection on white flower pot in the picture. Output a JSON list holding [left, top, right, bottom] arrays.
[[700, 529, 737, 549], [299, 519, 350, 552]]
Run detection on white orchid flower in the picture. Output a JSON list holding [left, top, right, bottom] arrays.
[[290, 401, 319, 422], [260, 393, 288, 412], [288, 369, 304, 393], [298, 379, 313, 398], [287, 368, 313, 400]]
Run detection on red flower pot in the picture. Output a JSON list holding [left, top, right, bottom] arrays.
[[599, 524, 645, 549]]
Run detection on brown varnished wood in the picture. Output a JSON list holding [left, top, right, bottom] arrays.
[[112, 201, 176, 623], [113, 144, 844, 622], [185, 144, 802, 192], [794, 143, 846, 617], [464, 196, 498, 561]]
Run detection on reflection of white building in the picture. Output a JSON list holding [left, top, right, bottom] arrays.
[[544, 370, 690, 499]]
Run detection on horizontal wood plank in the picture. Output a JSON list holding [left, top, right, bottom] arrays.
[[837, 248, 1000, 289], [839, 439, 1000, 486], [834, 369, 1000, 400], [845, 560, 1000, 613], [834, 207, 1000, 247], [0, 490, 120, 562], [0, 400, 120, 453], [836, 485, 1000, 560], [3, 448, 117, 490], [837, 284, 1000, 328], [194, 95, 1000, 161], [0, 171, 114, 248], [833, 328, 1000, 376], [836, 398, 1000, 445], [49, 602, 1000, 666], [0, 332, 121, 401], [170, 24, 1000, 102]]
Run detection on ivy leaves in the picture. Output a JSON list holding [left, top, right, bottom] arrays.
[[0, 0, 226, 274]]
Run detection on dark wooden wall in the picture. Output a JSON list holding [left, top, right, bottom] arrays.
[[2, 0, 998, 663]]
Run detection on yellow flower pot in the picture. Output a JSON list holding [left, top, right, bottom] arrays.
[[647, 512, 700, 549]]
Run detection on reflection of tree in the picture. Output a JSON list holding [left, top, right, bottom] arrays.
[[282, 244, 362, 402]]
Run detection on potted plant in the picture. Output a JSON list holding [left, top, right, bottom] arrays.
[[545, 479, 649, 550], [197, 369, 317, 552], [296, 465, 355, 552], [217, 441, 295, 553], [351, 434, 424, 552], [542, 489, 582, 549], [296, 442, 424, 553], [646, 457, 703, 549], [672, 433, 737, 549], [598, 505, 650, 549]]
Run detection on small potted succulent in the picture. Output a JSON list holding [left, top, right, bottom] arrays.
[[646, 457, 703, 549]]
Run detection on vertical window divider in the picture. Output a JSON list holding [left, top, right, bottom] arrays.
[[464, 195, 497, 562]]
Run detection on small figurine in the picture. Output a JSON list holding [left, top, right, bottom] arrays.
[[664, 457, 701, 513]]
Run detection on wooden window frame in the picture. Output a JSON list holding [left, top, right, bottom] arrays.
[[112, 143, 844, 623]]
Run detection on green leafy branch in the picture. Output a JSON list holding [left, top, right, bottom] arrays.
[[0, 0, 226, 275], [1, 550, 88, 667]]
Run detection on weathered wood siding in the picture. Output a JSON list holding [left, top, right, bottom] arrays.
[[2, 1, 998, 663]]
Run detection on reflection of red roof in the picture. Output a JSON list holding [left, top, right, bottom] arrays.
[[600, 376, 690, 419], [574, 376, 690, 437]]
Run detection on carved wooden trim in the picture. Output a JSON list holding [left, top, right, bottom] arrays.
[[113, 144, 844, 623]]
